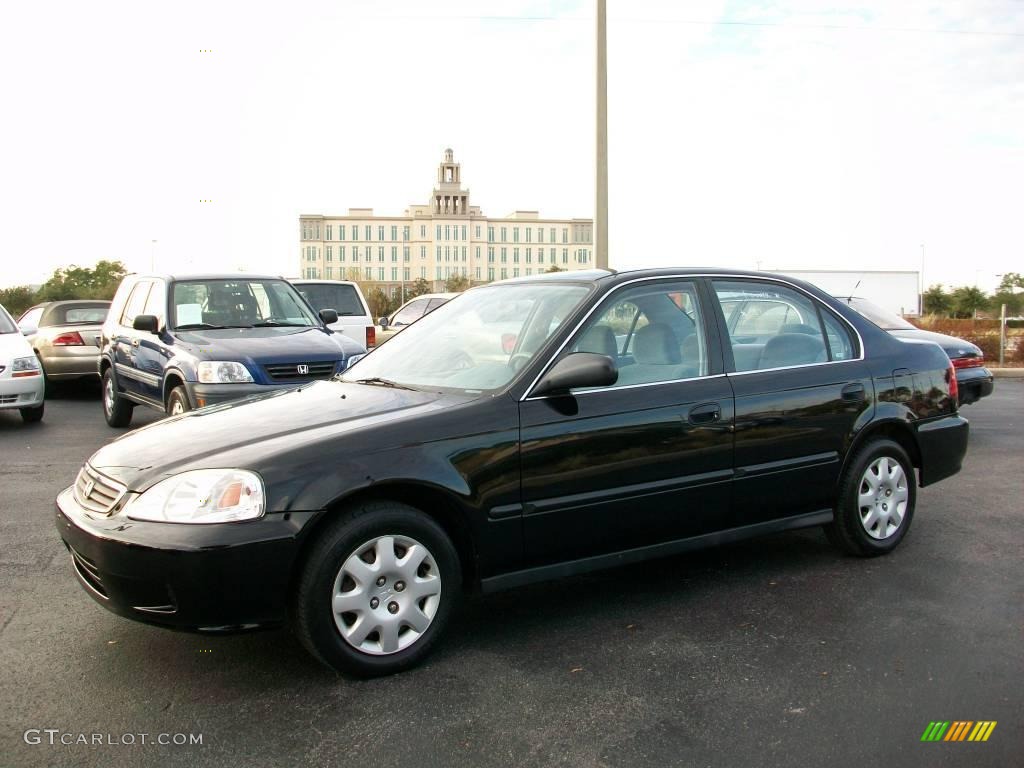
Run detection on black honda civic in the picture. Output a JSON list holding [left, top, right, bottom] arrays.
[[56, 268, 969, 676]]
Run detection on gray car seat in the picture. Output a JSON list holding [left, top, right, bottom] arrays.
[[758, 333, 826, 369]]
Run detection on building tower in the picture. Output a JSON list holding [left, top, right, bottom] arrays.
[[432, 148, 470, 216]]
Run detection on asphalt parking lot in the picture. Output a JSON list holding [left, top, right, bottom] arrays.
[[1, 382, 1021, 768]]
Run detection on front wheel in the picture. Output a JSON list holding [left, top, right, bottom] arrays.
[[166, 385, 191, 417], [292, 501, 461, 677], [826, 438, 916, 556], [20, 403, 44, 423], [101, 367, 134, 427]]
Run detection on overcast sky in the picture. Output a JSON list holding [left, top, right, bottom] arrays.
[[0, 0, 1021, 292]]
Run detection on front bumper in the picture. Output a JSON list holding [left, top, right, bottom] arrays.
[[0, 373, 44, 409], [915, 413, 969, 487], [183, 381, 303, 409], [55, 485, 319, 632], [956, 367, 994, 405]]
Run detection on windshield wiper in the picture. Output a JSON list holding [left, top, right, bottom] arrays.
[[175, 323, 227, 330], [353, 377, 417, 391], [251, 321, 309, 327]]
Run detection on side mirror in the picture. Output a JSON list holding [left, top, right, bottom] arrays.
[[133, 314, 159, 333], [531, 352, 617, 397], [378, 316, 389, 330], [20, 327, 34, 336], [319, 308, 339, 325]]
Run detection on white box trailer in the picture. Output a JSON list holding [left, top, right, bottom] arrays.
[[776, 269, 921, 317]]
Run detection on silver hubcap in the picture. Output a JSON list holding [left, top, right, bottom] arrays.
[[858, 456, 909, 540], [331, 535, 441, 655], [170, 400, 184, 416], [104, 377, 114, 414]]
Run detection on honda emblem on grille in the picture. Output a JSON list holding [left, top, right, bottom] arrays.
[[83, 478, 96, 499], [297, 364, 309, 375]]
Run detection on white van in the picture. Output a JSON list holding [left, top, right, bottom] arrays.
[[291, 280, 376, 349]]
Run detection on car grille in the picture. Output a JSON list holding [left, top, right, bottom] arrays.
[[0, 365, 6, 374], [73, 464, 127, 516], [262, 361, 338, 382], [0, 395, 16, 405]]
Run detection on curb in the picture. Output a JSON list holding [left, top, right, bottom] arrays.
[[992, 368, 1024, 378]]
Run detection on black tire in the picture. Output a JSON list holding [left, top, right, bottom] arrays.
[[166, 385, 192, 417], [292, 501, 461, 677], [101, 367, 133, 427], [20, 403, 44, 423], [826, 438, 916, 557]]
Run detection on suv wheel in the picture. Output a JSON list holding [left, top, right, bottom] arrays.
[[166, 386, 191, 416], [826, 438, 916, 556], [102, 367, 134, 427], [292, 501, 461, 677]]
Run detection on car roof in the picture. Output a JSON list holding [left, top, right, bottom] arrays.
[[496, 267, 820, 287], [291, 279, 359, 286], [131, 273, 287, 282]]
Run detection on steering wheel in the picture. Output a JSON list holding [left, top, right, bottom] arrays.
[[507, 353, 533, 373], [442, 350, 475, 371]]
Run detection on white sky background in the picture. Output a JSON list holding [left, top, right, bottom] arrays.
[[0, 0, 1021, 292]]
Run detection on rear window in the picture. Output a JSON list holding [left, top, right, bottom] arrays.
[[296, 283, 366, 317], [0, 305, 17, 334], [45, 304, 109, 325]]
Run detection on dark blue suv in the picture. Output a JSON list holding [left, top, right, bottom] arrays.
[[99, 273, 365, 426]]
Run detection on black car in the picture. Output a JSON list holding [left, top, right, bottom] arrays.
[[57, 269, 969, 676], [97, 273, 365, 425], [837, 297, 994, 405]]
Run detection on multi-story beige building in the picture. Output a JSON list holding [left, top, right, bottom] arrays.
[[299, 149, 593, 295]]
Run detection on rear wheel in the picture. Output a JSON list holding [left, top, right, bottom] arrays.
[[101, 367, 133, 427], [826, 438, 916, 556], [20, 403, 44, 423], [292, 501, 460, 677], [166, 385, 191, 417]]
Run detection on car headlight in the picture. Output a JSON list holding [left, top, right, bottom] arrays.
[[197, 361, 253, 383], [126, 469, 265, 523], [345, 353, 367, 369], [12, 356, 41, 377]]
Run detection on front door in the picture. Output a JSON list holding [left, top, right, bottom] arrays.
[[519, 278, 735, 568]]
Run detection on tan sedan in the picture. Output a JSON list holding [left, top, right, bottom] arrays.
[[18, 300, 110, 386]]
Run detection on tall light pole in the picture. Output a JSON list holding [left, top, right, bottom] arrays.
[[919, 243, 925, 315], [595, 0, 609, 270], [151, 239, 157, 273]]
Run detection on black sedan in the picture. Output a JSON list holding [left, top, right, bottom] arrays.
[[56, 269, 969, 676], [837, 297, 994, 405]]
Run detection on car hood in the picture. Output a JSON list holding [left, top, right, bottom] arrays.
[[173, 326, 364, 359], [0, 331, 34, 361], [88, 380, 463, 491], [888, 329, 981, 358]]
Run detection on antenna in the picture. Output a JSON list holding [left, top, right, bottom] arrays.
[[850, 279, 862, 298]]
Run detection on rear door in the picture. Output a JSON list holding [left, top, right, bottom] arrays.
[[709, 279, 871, 525], [113, 280, 154, 398], [519, 278, 735, 567]]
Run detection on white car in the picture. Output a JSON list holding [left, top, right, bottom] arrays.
[[377, 292, 459, 344], [291, 279, 375, 350], [0, 303, 45, 423]]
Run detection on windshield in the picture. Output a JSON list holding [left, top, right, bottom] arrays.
[[840, 297, 916, 330], [0, 305, 16, 334], [171, 279, 319, 329], [342, 282, 590, 393], [296, 283, 366, 317]]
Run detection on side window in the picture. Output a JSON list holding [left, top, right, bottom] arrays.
[[425, 298, 449, 313], [142, 281, 166, 327], [391, 300, 427, 326], [120, 281, 153, 328], [18, 306, 43, 331], [821, 309, 856, 361], [713, 280, 828, 371], [568, 280, 708, 389]]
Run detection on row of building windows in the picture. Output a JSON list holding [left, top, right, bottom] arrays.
[[308, 245, 590, 267], [301, 265, 557, 282], [303, 222, 590, 245]]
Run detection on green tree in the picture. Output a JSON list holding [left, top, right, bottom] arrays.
[[0, 285, 38, 317], [990, 290, 1024, 317], [545, 264, 565, 273], [405, 278, 431, 300], [922, 284, 951, 316], [950, 286, 988, 318], [35, 260, 127, 302], [997, 272, 1024, 291], [443, 275, 470, 293]]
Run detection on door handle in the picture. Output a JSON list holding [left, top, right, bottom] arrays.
[[688, 402, 721, 425], [841, 382, 865, 401], [131, 338, 140, 349]]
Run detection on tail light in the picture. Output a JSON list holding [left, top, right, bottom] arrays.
[[365, 326, 376, 348], [951, 356, 984, 369], [946, 362, 958, 403], [52, 331, 85, 346]]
